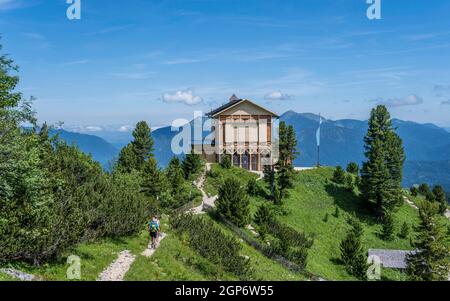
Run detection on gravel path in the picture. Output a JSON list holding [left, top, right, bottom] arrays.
[[97, 250, 136, 281], [0, 268, 35, 281], [141, 233, 167, 257]]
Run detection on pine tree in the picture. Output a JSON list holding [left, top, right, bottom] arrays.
[[339, 215, 368, 280], [131, 121, 154, 167], [398, 222, 410, 239], [432, 185, 447, 214], [166, 157, 184, 194], [418, 183, 430, 196], [344, 174, 355, 192], [381, 211, 395, 240], [141, 158, 166, 198], [406, 201, 450, 281], [247, 178, 258, 196], [276, 122, 297, 196], [117, 144, 138, 173], [272, 182, 283, 206], [346, 162, 359, 175], [216, 177, 250, 227], [360, 105, 405, 218], [332, 166, 346, 184], [182, 151, 202, 180], [410, 186, 419, 197]]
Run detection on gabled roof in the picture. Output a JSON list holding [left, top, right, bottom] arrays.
[[368, 249, 416, 269], [206, 97, 279, 118]]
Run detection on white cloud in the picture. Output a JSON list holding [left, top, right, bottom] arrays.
[[0, 0, 21, 10], [162, 89, 203, 105], [264, 91, 293, 101], [374, 94, 424, 107], [118, 125, 134, 132]]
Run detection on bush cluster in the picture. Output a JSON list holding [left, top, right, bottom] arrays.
[[170, 214, 251, 278]]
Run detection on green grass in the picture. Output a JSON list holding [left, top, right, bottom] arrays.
[[220, 166, 444, 281], [0, 272, 17, 281], [1, 231, 149, 281], [204, 164, 258, 197]]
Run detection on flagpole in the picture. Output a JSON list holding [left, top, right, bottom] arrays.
[[317, 113, 321, 168]]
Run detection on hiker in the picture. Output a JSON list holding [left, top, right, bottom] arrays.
[[148, 216, 160, 249]]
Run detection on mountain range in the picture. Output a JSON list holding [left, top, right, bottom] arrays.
[[55, 112, 450, 193]]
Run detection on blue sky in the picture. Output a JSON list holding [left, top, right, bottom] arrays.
[[1, 0, 450, 130]]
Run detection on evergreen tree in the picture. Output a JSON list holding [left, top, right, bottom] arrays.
[[276, 122, 297, 196], [360, 105, 405, 218], [182, 151, 202, 180], [344, 174, 355, 192], [381, 211, 395, 240], [346, 162, 359, 175], [332, 166, 346, 184], [432, 185, 447, 214], [216, 177, 250, 227], [418, 183, 431, 196], [116, 144, 138, 173], [165, 156, 184, 193], [253, 204, 274, 239], [339, 215, 368, 280], [141, 158, 166, 198], [406, 201, 450, 281], [220, 155, 232, 169], [247, 178, 258, 196], [131, 121, 154, 167], [272, 182, 283, 206], [410, 186, 419, 197], [398, 222, 410, 239]]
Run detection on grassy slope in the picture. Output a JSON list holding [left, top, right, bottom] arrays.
[[125, 214, 303, 281], [206, 165, 442, 281]]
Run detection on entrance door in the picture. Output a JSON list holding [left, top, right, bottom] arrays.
[[251, 154, 258, 171], [233, 153, 240, 167]]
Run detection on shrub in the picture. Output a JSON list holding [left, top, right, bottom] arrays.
[[346, 162, 359, 175], [220, 155, 232, 169], [323, 213, 329, 223], [170, 214, 251, 278], [332, 166, 346, 184]]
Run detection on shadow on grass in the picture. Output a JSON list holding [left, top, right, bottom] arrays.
[[324, 183, 378, 226]]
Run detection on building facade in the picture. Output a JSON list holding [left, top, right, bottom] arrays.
[[201, 95, 279, 171]]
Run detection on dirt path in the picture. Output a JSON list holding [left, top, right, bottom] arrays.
[[190, 163, 218, 214], [141, 233, 167, 257]]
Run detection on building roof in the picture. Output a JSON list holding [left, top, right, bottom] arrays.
[[368, 249, 415, 269], [206, 96, 279, 118]]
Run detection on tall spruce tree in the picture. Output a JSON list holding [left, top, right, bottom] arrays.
[[216, 177, 250, 227], [432, 185, 447, 214], [339, 215, 368, 280], [406, 201, 450, 281], [276, 122, 296, 196], [360, 105, 405, 218], [131, 121, 154, 168], [182, 151, 202, 180]]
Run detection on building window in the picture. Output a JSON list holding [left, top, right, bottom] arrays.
[[233, 153, 240, 167]]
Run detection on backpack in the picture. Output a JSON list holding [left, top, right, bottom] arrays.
[[149, 221, 159, 234]]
